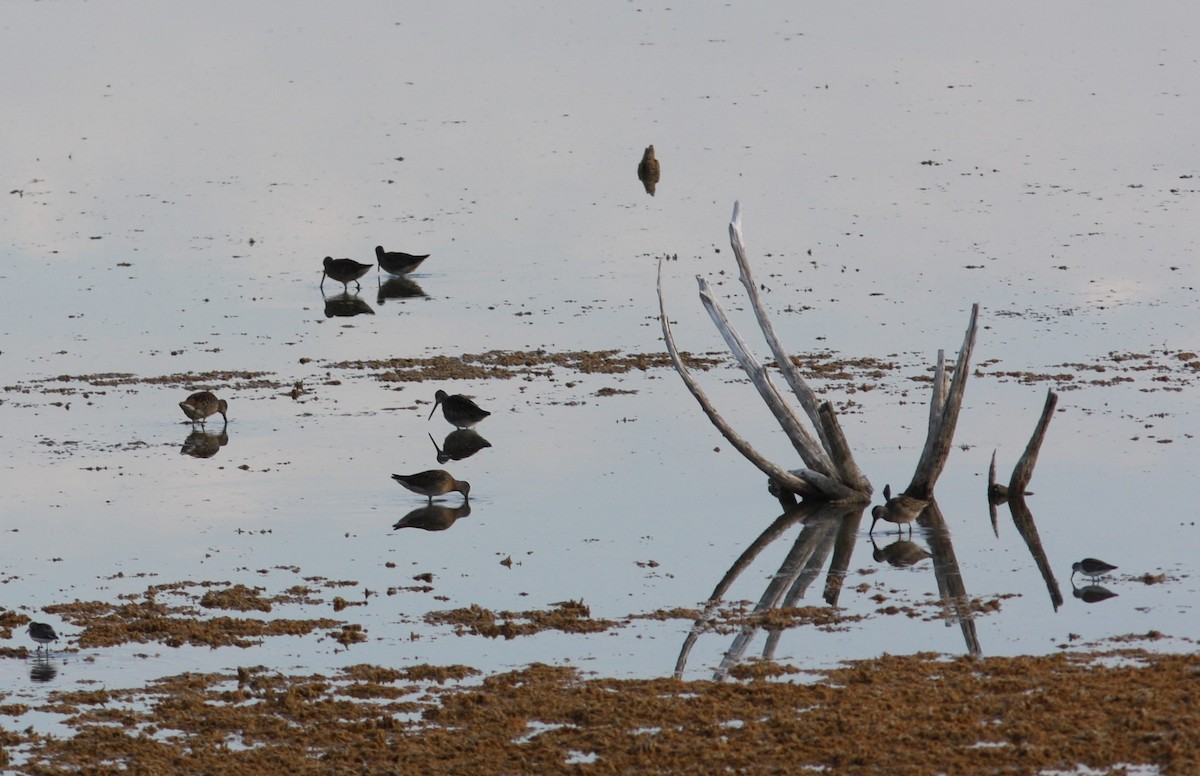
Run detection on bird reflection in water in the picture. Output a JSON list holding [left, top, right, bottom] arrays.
[[870, 535, 932, 568], [1071, 580, 1119, 604], [180, 428, 230, 459], [429, 430, 492, 464], [323, 292, 376, 318], [30, 655, 58, 683], [393, 501, 472, 532], [377, 275, 427, 305]]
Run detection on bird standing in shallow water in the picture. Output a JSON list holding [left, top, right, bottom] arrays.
[[321, 256, 373, 292], [28, 622, 58, 653], [392, 470, 470, 503], [179, 391, 228, 426], [1072, 558, 1118, 581], [637, 145, 660, 196], [375, 245, 429, 275], [429, 390, 491, 429], [869, 484, 929, 537]]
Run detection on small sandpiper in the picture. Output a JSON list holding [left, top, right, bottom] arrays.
[[429, 390, 491, 429], [637, 145, 660, 196], [392, 470, 470, 503], [27, 622, 59, 653], [1071, 558, 1118, 581], [869, 484, 929, 537], [179, 391, 228, 426], [321, 256, 373, 292], [375, 245, 429, 275]]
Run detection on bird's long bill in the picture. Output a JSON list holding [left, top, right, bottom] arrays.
[[427, 399, 441, 420], [869, 514, 880, 535]]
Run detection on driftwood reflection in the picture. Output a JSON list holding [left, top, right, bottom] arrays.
[[676, 499, 979, 680], [323, 292, 376, 318], [921, 501, 981, 656], [989, 390, 1064, 610], [180, 428, 229, 459]]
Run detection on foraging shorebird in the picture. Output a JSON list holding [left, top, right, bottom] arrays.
[[637, 145, 660, 196], [869, 484, 929, 537], [429, 390, 491, 429], [27, 622, 59, 653], [1071, 558, 1118, 581], [321, 256, 373, 292], [392, 470, 470, 503], [375, 245, 429, 275], [179, 391, 228, 426]]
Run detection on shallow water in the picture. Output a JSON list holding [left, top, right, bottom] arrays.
[[2, 0, 1198, 723]]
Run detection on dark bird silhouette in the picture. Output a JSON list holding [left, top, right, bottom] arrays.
[[1071, 558, 1118, 581], [392, 470, 470, 503], [429, 390, 491, 429], [375, 245, 429, 275], [321, 256, 373, 292], [27, 622, 59, 653]]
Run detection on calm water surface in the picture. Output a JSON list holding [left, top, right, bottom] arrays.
[[1, 1, 1197, 719]]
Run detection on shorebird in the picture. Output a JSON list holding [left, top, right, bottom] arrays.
[[869, 484, 929, 537], [321, 256, 373, 292], [27, 622, 59, 653], [1071, 558, 1118, 581], [375, 245, 429, 275], [179, 391, 228, 426], [637, 145, 660, 196], [429, 390, 491, 429], [392, 470, 470, 503]]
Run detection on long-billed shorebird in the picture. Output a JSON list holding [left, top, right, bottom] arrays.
[[1071, 558, 1118, 581], [375, 245, 429, 275], [869, 484, 929, 537], [321, 256, 373, 292], [27, 622, 59, 653], [429, 390, 491, 429], [179, 391, 228, 426], [392, 470, 470, 503]]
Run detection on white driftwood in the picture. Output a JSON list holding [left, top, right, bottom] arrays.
[[658, 262, 842, 500], [906, 303, 979, 498], [727, 203, 872, 493], [696, 277, 834, 476]]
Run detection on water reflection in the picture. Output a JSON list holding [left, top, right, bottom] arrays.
[[677, 496, 981, 679], [323, 291, 376, 318], [377, 275, 427, 304], [180, 428, 230, 459], [393, 501, 472, 532], [871, 536, 932, 568], [1005, 493, 1064, 611], [429, 430, 492, 464], [1071, 580, 1119, 604], [30, 654, 58, 683]]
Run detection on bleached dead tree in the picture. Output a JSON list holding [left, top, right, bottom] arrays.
[[658, 202, 979, 504]]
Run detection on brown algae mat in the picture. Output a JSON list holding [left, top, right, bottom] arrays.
[[1, 650, 1196, 774]]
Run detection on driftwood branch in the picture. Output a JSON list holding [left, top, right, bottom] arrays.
[[658, 262, 836, 500], [727, 204, 872, 493], [905, 304, 979, 499]]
